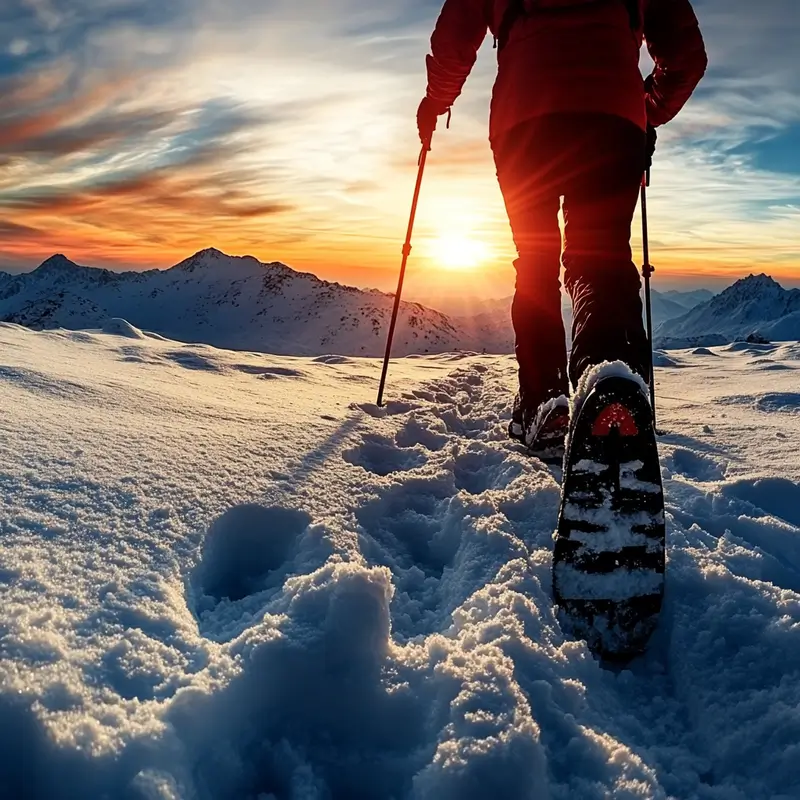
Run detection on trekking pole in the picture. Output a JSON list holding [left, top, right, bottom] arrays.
[[640, 168, 658, 429], [377, 142, 430, 407]]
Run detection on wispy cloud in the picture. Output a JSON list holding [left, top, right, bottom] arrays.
[[0, 0, 797, 290]]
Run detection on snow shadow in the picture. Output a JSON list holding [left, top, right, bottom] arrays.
[[162, 350, 225, 373], [343, 434, 428, 476], [722, 478, 800, 528], [0, 696, 145, 800], [194, 505, 313, 604], [168, 562, 430, 800], [0, 365, 101, 402], [666, 543, 800, 797], [231, 364, 305, 378]]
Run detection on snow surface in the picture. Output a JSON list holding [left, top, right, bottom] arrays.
[[2, 326, 800, 799]]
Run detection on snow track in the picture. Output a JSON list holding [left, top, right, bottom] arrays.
[[1, 326, 800, 798]]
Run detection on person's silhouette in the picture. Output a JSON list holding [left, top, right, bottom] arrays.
[[418, 0, 706, 455]]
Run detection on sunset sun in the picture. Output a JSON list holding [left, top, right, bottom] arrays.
[[429, 234, 490, 270]]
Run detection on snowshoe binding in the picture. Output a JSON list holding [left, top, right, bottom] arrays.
[[552, 370, 665, 660]]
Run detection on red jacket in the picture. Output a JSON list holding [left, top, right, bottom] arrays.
[[425, 0, 708, 144]]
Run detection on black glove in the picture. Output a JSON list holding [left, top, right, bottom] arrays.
[[645, 124, 657, 171], [417, 96, 449, 149]]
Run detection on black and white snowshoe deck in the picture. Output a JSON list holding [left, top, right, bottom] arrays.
[[553, 376, 665, 659]]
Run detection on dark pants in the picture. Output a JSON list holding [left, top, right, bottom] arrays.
[[493, 113, 650, 408]]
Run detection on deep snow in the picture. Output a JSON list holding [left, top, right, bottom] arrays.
[[1, 324, 800, 799]]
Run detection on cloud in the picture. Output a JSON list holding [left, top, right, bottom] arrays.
[[0, 0, 797, 288]]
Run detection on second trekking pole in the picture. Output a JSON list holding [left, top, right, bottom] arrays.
[[377, 142, 430, 407], [640, 168, 658, 429]]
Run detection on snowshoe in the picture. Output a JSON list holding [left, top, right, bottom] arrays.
[[552, 371, 665, 660]]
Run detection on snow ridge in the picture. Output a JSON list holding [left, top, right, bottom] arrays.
[[0, 250, 513, 357]]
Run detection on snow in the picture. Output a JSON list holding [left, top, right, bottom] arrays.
[[2, 326, 800, 798], [657, 273, 800, 346]]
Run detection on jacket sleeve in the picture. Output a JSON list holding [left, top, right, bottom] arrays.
[[643, 0, 708, 126], [426, 0, 489, 108]]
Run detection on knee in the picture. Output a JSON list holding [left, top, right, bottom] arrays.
[[514, 256, 562, 300], [565, 261, 641, 301]]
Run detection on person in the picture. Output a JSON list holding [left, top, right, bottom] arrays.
[[417, 0, 707, 454]]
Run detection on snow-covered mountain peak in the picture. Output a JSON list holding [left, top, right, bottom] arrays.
[[0, 248, 513, 356], [173, 248, 253, 272], [710, 273, 794, 314], [657, 272, 800, 346], [34, 254, 81, 273], [724, 272, 782, 298]]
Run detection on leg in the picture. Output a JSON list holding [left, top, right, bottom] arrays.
[[561, 115, 649, 387], [493, 122, 569, 409]]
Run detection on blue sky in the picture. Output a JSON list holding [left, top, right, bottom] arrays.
[[0, 0, 798, 299]]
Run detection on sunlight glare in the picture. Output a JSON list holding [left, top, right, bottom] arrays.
[[429, 234, 490, 270]]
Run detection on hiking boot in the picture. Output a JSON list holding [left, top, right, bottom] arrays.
[[508, 392, 529, 444], [509, 393, 570, 459], [526, 395, 570, 459]]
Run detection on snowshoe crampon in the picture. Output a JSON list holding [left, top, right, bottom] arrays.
[[553, 375, 665, 660]]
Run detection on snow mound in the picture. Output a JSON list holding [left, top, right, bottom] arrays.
[[652, 350, 679, 367], [101, 317, 147, 339], [656, 334, 729, 350]]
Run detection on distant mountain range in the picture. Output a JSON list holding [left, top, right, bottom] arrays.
[[655, 274, 800, 348], [2, 251, 794, 357], [0, 249, 514, 357]]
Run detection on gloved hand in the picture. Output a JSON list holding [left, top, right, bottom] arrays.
[[417, 96, 450, 148]]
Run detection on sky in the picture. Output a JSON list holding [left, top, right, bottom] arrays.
[[0, 0, 798, 305]]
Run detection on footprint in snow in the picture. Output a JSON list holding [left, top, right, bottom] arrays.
[[395, 417, 449, 452], [355, 477, 455, 579], [756, 393, 800, 413], [343, 434, 427, 477], [193, 505, 312, 606], [453, 447, 524, 495], [354, 400, 419, 418], [723, 478, 800, 528], [668, 448, 727, 482]]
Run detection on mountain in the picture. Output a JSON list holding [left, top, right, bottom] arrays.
[[656, 274, 800, 347], [660, 288, 716, 308], [0, 249, 513, 357]]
